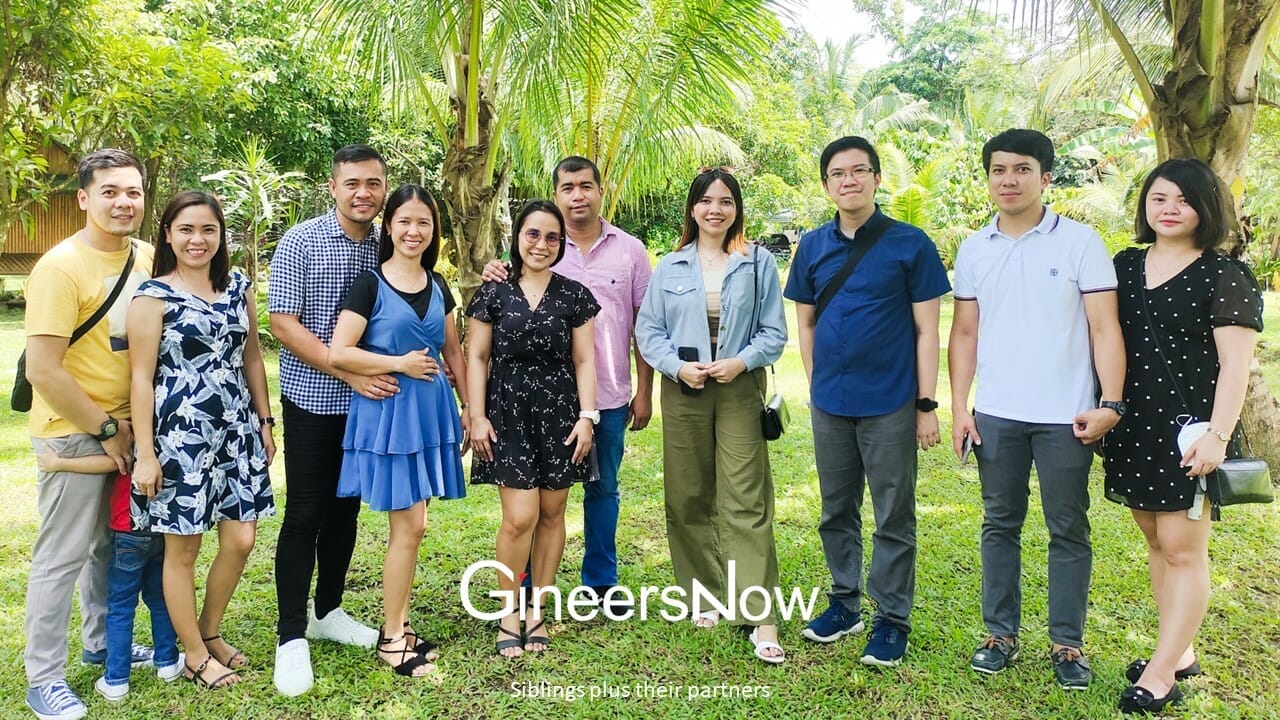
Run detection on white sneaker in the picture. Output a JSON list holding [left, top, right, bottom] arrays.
[[306, 606, 379, 648], [273, 639, 314, 697], [156, 653, 185, 683], [94, 676, 128, 703]]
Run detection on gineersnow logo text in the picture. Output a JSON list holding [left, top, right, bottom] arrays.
[[459, 560, 821, 623]]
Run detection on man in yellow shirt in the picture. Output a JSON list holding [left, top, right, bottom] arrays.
[[23, 149, 155, 720]]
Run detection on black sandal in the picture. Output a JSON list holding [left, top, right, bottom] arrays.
[[403, 622, 439, 660], [202, 633, 248, 668], [185, 655, 238, 690], [495, 621, 524, 657], [523, 619, 550, 652], [376, 627, 434, 677]]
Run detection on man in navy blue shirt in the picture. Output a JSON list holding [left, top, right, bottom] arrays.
[[784, 136, 951, 667]]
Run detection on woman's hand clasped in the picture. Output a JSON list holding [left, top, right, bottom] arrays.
[[566, 418, 594, 463], [705, 358, 747, 384], [677, 362, 709, 390]]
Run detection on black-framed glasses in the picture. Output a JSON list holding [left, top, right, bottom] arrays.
[[825, 166, 877, 182]]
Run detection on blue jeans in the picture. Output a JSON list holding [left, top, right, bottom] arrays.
[[104, 531, 178, 684], [581, 405, 629, 588]]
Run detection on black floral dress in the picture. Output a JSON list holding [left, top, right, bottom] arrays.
[[466, 274, 599, 489], [1103, 248, 1264, 511]]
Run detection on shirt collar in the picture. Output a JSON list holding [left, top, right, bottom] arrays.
[[982, 205, 1060, 240], [565, 218, 614, 252], [831, 206, 887, 242], [323, 208, 378, 243]]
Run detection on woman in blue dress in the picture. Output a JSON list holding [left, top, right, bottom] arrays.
[[329, 184, 469, 678], [128, 191, 276, 689]]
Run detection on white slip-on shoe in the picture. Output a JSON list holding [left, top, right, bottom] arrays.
[[93, 676, 128, 703], [156, 653, 185, 683], [306, 606, 379, 648], [273, 639, 314, 697]]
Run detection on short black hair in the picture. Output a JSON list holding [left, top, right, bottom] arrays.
[[552, 156, 601, 188], [508, 200, 567, 280], [77, 149, 146, 189], [1134, 158, 1230, 250], [380, 184, 443, 271], [820, 136, 881, 180], [331, 144, 387, 176], [154, 191, 231, 292], [982, 129, 1055, 174]]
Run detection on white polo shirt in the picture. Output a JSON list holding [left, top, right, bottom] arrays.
[[953, 206, 1117, 424]]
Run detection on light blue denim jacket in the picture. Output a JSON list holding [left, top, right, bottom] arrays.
[[636, 242, 787, 381]]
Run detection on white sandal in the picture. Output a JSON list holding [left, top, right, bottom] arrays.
[[749, 627, 786, 665], [693, 610, 720, 628]]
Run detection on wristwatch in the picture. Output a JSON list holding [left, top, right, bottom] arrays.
[[1099, 400, 1127, 417], [915, 397, 939, 412], [579, 410, 601, 425], [259, 416, 276, 427], [94, 417, 119, 442]]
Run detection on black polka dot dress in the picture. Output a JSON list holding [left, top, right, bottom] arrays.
[[1103, 247, 1264, 511]]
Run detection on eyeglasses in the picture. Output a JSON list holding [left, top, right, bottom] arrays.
[[522, 228, 561, 246], [825, 166, 877, 182]]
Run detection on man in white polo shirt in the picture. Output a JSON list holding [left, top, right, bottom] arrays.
[[948, 129, 1125, 691]]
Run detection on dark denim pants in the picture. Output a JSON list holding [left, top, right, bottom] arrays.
[[580, 405, 629, 588], [104, 531, 178, 684]]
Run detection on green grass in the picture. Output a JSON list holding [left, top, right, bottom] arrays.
[[0, 295, 1278, 720]]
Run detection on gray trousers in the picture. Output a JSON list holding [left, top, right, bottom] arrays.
[[974, 412, 1094, 647], [812, 400, 917, 631], [25, 434, 113, 687]]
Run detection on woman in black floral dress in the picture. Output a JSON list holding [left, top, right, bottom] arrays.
[[466, 200, 599, 658], [1102, 160, 1263, 714]]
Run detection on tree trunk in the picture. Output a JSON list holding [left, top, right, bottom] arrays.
[[1146, 0, 1280, 475], [440, 69, 509, 343]]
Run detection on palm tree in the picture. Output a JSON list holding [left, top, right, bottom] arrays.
[[300, 0, 783, 308]]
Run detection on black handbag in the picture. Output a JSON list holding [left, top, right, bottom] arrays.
[[12, 243, 137, 412], [748, 245, 786, 441], [1139, 251, 1271, 517]]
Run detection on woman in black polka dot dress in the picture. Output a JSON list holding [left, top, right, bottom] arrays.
[[1102, 159, 1263, 714]]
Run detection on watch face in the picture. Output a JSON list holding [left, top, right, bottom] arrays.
[[99, 418, 119, 439]]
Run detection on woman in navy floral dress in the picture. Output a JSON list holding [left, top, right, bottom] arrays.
[[128, 192, 275, 689], [467, 201, 599, 658]]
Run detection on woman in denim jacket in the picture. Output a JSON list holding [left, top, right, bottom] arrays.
[[636, 167, 787, 664]]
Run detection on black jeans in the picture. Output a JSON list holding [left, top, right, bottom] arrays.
[[275, 396, 362, 642]]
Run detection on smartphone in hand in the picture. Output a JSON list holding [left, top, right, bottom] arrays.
[[677, 346, 701, 396], [961, 433, 975, 464]]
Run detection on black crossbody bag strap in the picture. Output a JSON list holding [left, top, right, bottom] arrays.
[[814, 215, 893, 322], [68, 242, 138, 346], [747, 245, 775, 401]]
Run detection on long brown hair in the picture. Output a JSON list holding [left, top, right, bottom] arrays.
[[675, 167, 748, 255]]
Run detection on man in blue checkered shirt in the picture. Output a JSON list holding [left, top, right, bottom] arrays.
[[267, 145, 436, 696]]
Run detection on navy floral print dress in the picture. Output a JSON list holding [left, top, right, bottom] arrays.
[[466, 274, 599, 490], [132, 271, 274, 534]]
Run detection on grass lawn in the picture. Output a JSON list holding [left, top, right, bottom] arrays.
[[0, 293, 1277, 720]]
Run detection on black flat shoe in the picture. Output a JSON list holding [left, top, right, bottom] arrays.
[[1119, 683, 1183, 715], [1125, 658, 1202, 684]]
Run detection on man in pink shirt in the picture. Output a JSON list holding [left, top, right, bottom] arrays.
[[484, 156, 654, 605]]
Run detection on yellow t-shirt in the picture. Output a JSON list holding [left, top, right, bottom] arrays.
[[24, 235, 155, 438]]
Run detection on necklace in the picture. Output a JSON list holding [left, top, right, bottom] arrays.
[[698, 250, 727, 269], [1145, 247, 1200, 287], [519, 276, 550, 307]]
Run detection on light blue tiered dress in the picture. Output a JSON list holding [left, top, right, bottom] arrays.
[[337, 274, 466, 510]]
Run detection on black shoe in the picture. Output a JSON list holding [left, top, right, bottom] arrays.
[[1125, 658, 1202, 684], [1051, 646, 1092, 690], [970, 635, 1019, 674], [1119, 683, 1183, 714]]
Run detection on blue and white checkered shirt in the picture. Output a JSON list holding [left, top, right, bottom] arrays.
[[268, 209, 381, 414]]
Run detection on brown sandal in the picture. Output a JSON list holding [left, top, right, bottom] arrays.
[[185, 655, 238, 689], [202, 634, 248, 668]]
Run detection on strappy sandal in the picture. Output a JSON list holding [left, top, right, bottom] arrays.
[[202, 634, 248, 669], [523, 619, 550, 652], [495, 621, 524, 658], [376, 627, 434, 677], [403, 622, 439, 661], [185, 655, 239, 689]]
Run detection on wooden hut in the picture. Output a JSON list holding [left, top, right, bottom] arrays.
[[1, 144, 80, 275]]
